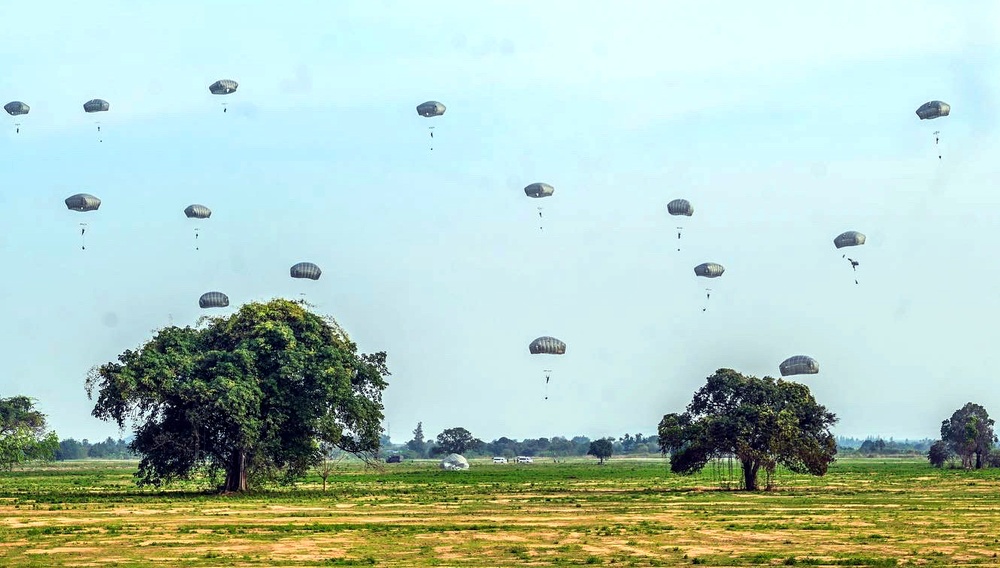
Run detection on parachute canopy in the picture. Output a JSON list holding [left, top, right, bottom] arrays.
[[779, 355, 819, 377], [4, 101, 29, 116], [184, 204, 212, 219], [694, 262, 724, 278], [916, 101, 950, 120], [440, 454, 469, 471], [65, 193, 101, 212], [529, 336, 566, 355], [290, 262, 322, 280], [209, 80, 239, 95], [416, 101, 446, 117], [83, 99, 109, 113], [834, 231, 866, 249], [667, 199, 693, 216], [524, 183, 555, 198], [199, 291, 229, 309]]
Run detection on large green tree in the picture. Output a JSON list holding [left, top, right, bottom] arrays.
[[434, 427, 482, 455], [0, 396, 59, 471], [85, 299, 389, 492], [940, 403, 996, 469], [658, 368, 838, 491]]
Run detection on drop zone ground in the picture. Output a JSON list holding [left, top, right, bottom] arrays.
[[1, 458, 999, 566]]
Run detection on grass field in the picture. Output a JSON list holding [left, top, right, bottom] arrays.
[[2, 457, 999, 566]]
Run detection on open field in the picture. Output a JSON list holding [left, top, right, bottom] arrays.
[[1, 458, 999, 566]]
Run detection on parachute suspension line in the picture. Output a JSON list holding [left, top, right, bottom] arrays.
[[543, 370, 551, 400], [79, 223, 88, 250]]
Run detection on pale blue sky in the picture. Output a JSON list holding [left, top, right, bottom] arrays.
[[2, 1, 999, 444]]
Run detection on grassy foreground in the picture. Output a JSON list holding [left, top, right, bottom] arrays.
[[1, 457, 999, 566]]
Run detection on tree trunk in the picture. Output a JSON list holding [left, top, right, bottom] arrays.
[[975, 451, 983, 470], [224, 449, 248, 492], [741, 459, 760, 491]]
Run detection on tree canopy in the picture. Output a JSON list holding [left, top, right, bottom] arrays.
[[938, 402, 997, 469], [433, 427, 482, 456], [85, 299, 389, 492], [0, 395, 59, 471], [588, 438, 613, 464], [657, 368, 838, 490]]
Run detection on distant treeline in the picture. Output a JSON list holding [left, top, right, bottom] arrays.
[[835, 436, 936, 455], [55, 437, 135, 460]]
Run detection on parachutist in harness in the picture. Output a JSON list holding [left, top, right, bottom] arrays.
[[847, 258, 860, 284]]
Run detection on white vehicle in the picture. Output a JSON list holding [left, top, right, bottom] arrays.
[[515, 456, 533, 464], [492, 456, 508, 464]]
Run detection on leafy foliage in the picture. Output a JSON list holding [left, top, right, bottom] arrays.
[[0, 395, 59, 471], [433, 427, 483, 456], [587, 438, 614, 464], [939, 402, 997, 469], [657, 368, 838, 490], [85, 299, 390, 491]]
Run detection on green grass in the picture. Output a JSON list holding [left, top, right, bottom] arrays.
[[1, 457, 999, 566]]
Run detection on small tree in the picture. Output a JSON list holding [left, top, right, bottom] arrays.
[[314, 441, 345, 492], [406, 422, 427, 457], [927, 440, 950, 468], [658, 368, 838, 491], [0, 396, 59, 471], [588, 438, 613, 464], [435, 427, 482, 455]]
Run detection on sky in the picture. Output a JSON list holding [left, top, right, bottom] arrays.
[[1, 1, 999, 445]]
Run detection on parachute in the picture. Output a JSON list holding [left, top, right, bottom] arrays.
[[667, 199, 694, 251], [694, 263, 724, 311], [184, 205, 212, 250], [65, 193, 101, 250], [779, 355, 819, 377], [439, 453, 469, 471], [199, 292, 230, 309], [4, 101, 29, 134], [209, 80, 238, 112], [834, 231, 865, 284], [529, 336, 565, 400], [916, 101, 950, 159], [524, 183, 555, 230], [416, 101, 445, 149], [290, 262, 322, 280], [83, 99, 109, 141]]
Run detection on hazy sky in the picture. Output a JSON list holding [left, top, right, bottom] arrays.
[[2, 1, 999, 445]]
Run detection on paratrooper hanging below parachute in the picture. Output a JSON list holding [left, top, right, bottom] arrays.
[[529, 336, 566, 400], [65, 193, 101, 250], [524, 183, 554, 230], [667, 199, 694, 251], [209, 80, 238, 113], [694, 262, 724, 311], [916, 100, 949, 159], [83, 99, 109, 142], [416, 101, 445, 150], [4, 101, 29, 134], [834, 230, 865, 285], [184, 204, 212, 250]]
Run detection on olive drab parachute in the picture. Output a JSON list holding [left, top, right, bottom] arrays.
[[524, 183, 555, 231], [916, 101, 950, 159], [416, 100, 445, 150], [199, 291, 229, 309], [184, 204, 212, 250], [779, 355, 819, 377], [4, 101, 29, 134], [694, 262, 724, 312], [209, 79, 238, 113], [834, 231, 865, 285], [65, 193, 101, 250], [529, 336, 565, 400], [83, 99, 109, 141], [290, 262, 322, 280], [667, 199, 694, 251]]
